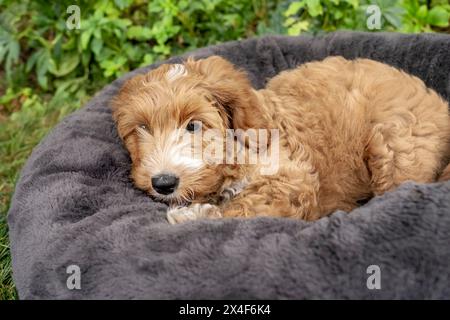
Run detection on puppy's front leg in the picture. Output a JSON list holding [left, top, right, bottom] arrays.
[[220, 164, 321, 220], [167, 203, 222, 225], [220, 182, 319, 220], [167, 162, 321, 223]]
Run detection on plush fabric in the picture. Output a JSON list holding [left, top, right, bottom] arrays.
[[8, 31, 450, 299]]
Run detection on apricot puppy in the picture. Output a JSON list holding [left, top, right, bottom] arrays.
[[112, 56, 450, 223]]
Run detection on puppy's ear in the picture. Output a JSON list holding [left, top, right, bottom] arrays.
[[185, 56, 269, 131]]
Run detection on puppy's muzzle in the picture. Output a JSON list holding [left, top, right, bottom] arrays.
[[151, 173, 179, 195]]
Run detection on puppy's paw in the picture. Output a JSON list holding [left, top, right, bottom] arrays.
[[167, 203, 222, 225], [166, 206, 197, 225], [218, 179, 248, 203]]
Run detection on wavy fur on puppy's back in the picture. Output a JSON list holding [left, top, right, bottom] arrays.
[[262, 56, 450, 214]]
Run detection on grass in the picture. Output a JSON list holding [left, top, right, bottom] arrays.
[[0, 214, 16, 300], [0, 120, 21, 300]]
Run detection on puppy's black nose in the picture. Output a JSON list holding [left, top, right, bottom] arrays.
[[151, 174, 179, 195]]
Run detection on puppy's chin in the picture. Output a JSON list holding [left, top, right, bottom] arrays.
[[150, 190, 191, 206]]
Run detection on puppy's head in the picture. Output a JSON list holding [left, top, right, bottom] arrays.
[[112, 56, 265, 204]]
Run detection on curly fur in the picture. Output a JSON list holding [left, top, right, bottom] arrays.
[[112, 55, 450, 222]]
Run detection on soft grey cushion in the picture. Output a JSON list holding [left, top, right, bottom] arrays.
[[8, 31, 450, 299]]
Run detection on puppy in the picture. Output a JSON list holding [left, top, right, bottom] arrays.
[[112, 55, 450, 224]]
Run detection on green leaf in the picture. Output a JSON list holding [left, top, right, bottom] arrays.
[[153, 43, 171, 55], [283, 17, 297, 27], [61, 37, 76, 51], [91, 37, 103, 56], [427, 6, 450, 27], [93, 29, 102, 39], [139, 53, 155, 67], [80, 30, 92, 51], [284, 2, 305, 17], [26, 50, 40, 73], [36, 50, 50, 89], [81, 50, 91, 68], [344, 0, 358, 8], [114, 0, 133, 10], [48, 53, 79, 77], [287, 20, 310, 35], [99, 56, 127, 77], [417, 5, 428, 20], [126, 26, 153, 40], [333, 10, 343, 20], [5, 39, 19, 66], [0, 45, 7, 65], [306, 0, 323, 17], [384, 12, 402, 29], [110, 18, 132, 29]]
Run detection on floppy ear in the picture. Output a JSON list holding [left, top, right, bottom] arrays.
[[185, 56, 269, 132]]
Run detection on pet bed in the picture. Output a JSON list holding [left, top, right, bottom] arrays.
[[8, 31, 450, 299]]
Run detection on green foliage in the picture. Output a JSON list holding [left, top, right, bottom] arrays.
[[401, 0, 450, 32], [284, 0, 400, 34], [283, 0, 450, 34], [0, 0, 283, 94]]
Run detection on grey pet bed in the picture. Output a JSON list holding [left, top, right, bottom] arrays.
[[8, 32, 450, 299]]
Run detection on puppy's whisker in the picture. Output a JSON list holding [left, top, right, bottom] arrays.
[[186, 187, 195, 200]]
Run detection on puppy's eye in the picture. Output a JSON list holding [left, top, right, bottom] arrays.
[[186, 121, 201, 133], [138, 124, 150, 132]]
